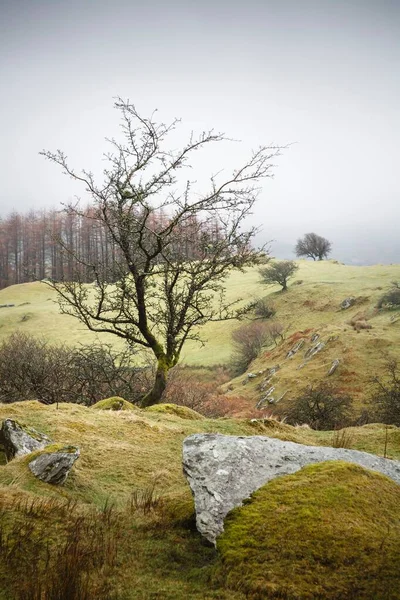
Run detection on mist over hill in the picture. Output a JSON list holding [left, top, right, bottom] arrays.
[[264, 230, 400, 266]]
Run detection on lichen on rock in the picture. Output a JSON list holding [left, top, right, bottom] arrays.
[[183, 433, 400, 544], [29, 445, 80, 485], [0, 419, 52, 461]]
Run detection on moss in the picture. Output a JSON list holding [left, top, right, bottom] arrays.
[[91, 396, 138, 411], [216, 462, 400, 599], [16, 421, 50, 442], [24, 444, 78, 464], [0, 400, 399, 599], [145, 403, 205, 420]]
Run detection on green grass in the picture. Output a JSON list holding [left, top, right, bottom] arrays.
[[216, 461, 400, 599], [1, 262, 400, 597], [1, 261, 399, 412], [0, 402, 399, 599]]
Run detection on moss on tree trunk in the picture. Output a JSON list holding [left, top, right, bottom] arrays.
[[140, 355, 170, 407]]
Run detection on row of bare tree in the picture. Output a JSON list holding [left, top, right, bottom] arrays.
[[0, 207, 225, 289]]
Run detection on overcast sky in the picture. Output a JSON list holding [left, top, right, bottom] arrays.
[[0, 0, 399, 264]]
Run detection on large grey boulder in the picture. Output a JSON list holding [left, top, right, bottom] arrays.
[[0, 419, 51, 461], [29, 446, 80, 485], [183, 434, 400, 545]]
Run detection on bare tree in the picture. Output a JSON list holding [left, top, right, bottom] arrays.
[[259, 260, 299, 291], [40, 99, 283, 406], [295, 232, 332, 261]]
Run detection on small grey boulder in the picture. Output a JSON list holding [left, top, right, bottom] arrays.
[[328, 359, 340, 375], [340, 297, 355, 310], [29, 446, 80, 485], [0, 419, 52, 461]]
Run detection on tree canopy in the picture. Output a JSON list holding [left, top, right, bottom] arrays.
[[41, 99, 283, 405], [295, 232, 332, 261], [259, 260, 299, 291]]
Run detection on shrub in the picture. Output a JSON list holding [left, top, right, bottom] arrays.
[[231, 321, 271, 374], [377, 287, 400, 309], [0, 332, 71, 404], [369, 358, 400, 426], [162, 366, 230, 416], [0, 332, 149, 406], [196, 394, 264, 419], [266, 321, 284, 345], [162, 366, 262, 417], [253, 298, 276, 320], [285, 383, 353, 430], [67, 343, 151, 405]]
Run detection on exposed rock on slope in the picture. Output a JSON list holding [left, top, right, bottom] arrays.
[[0, 419, 51, 460], [29, 445, 80, 484], [183, 433, 400, 544]]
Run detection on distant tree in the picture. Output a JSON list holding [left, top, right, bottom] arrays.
[[370, 358, 400, 426], [285, 383, 353, 430], [259, 260, 299, 291], [41, 98, 284, 406], [295, 232, 332, 261]]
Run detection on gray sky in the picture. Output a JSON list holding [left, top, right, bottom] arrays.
[[0, 0, 399, 264]]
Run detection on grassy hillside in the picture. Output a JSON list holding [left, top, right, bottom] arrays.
[[0, 402, 399, 599], [0, 261, 399, 411], [222, 261, 400, 411]]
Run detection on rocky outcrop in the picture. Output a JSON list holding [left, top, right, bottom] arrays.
[[304, 341, 325, 359], [183, 434, 400, 545], [340, 297, 356, 310], [328, 359, 340, 375], [0, 419, 51, 461], [286, 339, 305, 358], [29, 446, 80, 484]]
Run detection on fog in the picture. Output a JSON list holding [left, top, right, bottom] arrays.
[[0, 0, 399, 264]]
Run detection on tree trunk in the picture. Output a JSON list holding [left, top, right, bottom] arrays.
[[140, 357, 169, 407]]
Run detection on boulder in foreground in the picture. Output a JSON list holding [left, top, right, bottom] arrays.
[[183, 433, 400, 544]]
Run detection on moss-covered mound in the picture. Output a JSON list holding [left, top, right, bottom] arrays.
[[145, 403, 204, 420], [91, 396, 138, 411], [216, 462, 400, 600]]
